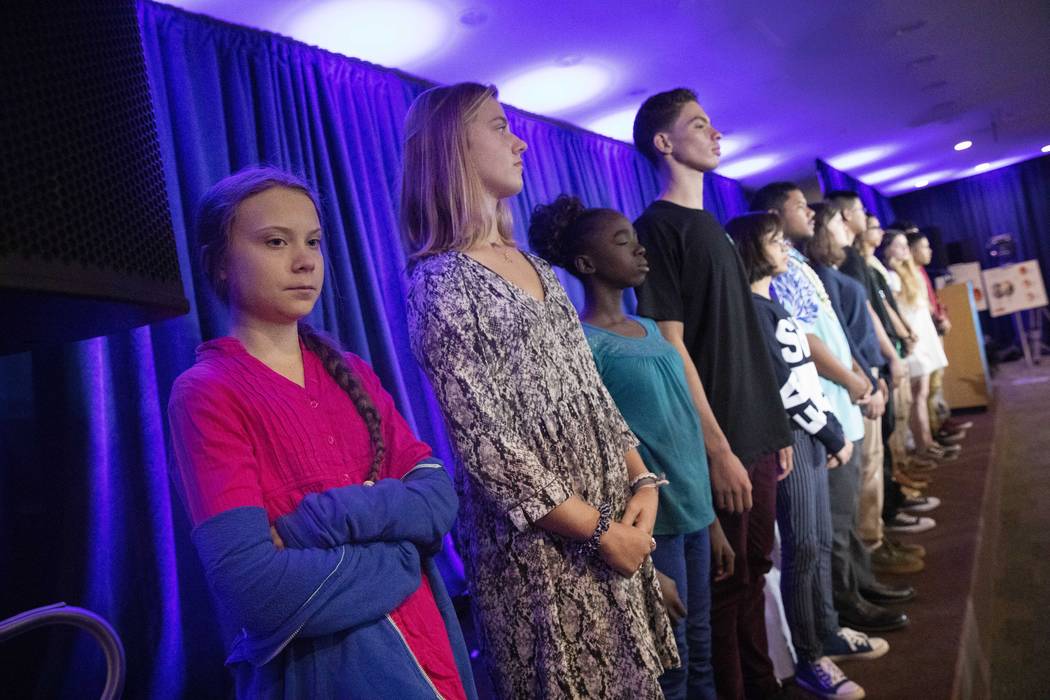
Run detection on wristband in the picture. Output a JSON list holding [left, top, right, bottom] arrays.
[[630, 471, 669, 494], [581, 502, 612, 559]]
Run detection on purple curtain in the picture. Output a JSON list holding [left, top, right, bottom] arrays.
[[891, 154, 1050, 345], [0, 2, 751, 696], [816, 158, 897, 224]]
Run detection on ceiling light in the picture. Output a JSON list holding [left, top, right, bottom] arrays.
[[286, 0, 451, 67], [859, 163, 919, 185], [587, 107, 638, 142], [974, 162, 992, 172], [717, 155, 780, 180], [826, 145, 897, 171], [500, 62, 613, 115], [717, 134, 752, 159], [913, 180, 929, 188], [1042, 145, 1050, 153], [954, 140, 973, 151]]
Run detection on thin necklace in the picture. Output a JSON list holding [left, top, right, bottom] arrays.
[[489, 239, 514, 263]]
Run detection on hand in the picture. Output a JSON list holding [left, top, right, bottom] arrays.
[[863, 385, 886, 419], [655, 570, 686, 624], [270, 525, 285, 550], [708, 448, 753, 513], [847, 374, 871, 404], [828, 441, 853, 469], [710, 519, 735, 582], [598, 521, 654, 577], [621, 486, 659, 535], [889, 356, 907, 388], [776, 445, 794, 482]]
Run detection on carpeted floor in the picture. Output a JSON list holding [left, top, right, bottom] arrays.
[[841, 359, 1050, 699]]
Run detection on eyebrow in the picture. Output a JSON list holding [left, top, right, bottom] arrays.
[[689, 115, 709, 126], [251, 226, 323, 236], [490, 116, 508, 126]]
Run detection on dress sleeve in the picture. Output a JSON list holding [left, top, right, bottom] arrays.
[[344, 353, 433, 479], [407, 265, 575, 532], [635, 224, 686, 322]]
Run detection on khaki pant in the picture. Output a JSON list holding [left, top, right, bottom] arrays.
[[889, 379, 912, 470], [858, 415, 885, 545]]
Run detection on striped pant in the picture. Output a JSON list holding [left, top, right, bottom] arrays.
[[776, 430, 837, 662]]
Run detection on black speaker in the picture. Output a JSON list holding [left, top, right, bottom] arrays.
[[0, 1, 188, 355]]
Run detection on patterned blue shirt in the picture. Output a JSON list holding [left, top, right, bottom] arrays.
[[770, 246, 832, 333]]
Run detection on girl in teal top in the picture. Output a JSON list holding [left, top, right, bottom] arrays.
[[529, 194, 728, 700]]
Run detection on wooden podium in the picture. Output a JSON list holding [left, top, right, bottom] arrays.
[[937, 282, 993, 409]]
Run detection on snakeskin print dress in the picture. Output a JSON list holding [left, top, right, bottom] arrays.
[[407, 251, 678, 699]]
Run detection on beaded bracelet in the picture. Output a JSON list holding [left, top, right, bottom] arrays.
[[629, 471, 669, 494], [581, 502, 612, 559]]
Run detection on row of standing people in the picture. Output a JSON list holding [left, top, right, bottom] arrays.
[[166, 81, 964, 699]]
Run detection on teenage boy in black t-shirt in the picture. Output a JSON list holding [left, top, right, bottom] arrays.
[[633, 88, 793, 700]]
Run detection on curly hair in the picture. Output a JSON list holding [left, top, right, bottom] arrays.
[[527, 194, 616, 276]]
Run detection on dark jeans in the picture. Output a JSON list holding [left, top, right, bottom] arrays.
[[710, 452, 779, 700], [652, 527, 716, 700]]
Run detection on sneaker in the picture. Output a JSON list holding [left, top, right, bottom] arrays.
[[935, 429, 965, 445], [871, 542, 924, 574], [884, 513, 936, 534], [824, 627, 890, 661], [885, 536, 926, 558], [901, 494, 941, 513], [943, 417, 974, 431], [795, 657, 865, 699]]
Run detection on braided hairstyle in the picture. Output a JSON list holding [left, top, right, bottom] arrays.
[[195, 166, 386, 482], [528, 194, 618, 275], [297, 324, 386, 482]]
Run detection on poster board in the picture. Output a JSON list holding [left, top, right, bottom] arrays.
[[981, 260, 1048, 317], [945, 262, 988, 311]]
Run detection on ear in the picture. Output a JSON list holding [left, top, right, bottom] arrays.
[[574, 253, 596, 276], [653, 131, 673, 157]]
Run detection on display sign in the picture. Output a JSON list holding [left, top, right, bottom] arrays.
[[946, 262, 988, 311], [981, 260, 1048, 317]]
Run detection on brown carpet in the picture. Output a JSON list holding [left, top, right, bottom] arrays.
[[842, 359, 1050, 699], [838, 381, 999, 698]]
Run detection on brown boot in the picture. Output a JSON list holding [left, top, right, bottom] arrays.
[[871, 542, 925, 574]]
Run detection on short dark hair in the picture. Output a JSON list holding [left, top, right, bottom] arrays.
[[807, 202, 847, 267], [633, 88, 698, 166], [905, 231, 928, 247], [750, 182, 802, 212], [726, 211, 782, 284], [825, 189, 860, 204]]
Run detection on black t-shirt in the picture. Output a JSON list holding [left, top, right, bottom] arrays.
[[840, 247, 900, 347], [634, 201, 792, 464]]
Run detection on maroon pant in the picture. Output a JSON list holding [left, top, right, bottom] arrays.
[[711, 452, 779, 700]]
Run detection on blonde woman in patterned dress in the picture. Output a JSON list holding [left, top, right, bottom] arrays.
[[400, 82, 678, 699]]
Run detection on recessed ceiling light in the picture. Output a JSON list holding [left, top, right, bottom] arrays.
[[954, 140, 973, 151], [500, 62, 613, 115], [1042, 144, 1050, 153], [914, 180, 929, 188], [587, 107, 638, 142], [287, 0, 451, 67], [859, 163, 919, 185], [717, 154, 780, 180], [826, 145, 897, 171], [974, 162, 992, 172], [718, 134, 753, 160]]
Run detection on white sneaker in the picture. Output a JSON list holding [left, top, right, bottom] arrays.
[[795, 657, 866, 699]]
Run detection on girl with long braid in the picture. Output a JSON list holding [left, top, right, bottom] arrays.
[[167, 166, 476, 699]]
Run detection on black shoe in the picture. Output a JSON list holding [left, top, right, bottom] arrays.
[[837, 597, 909, 633], [860, 579, 917, 604]]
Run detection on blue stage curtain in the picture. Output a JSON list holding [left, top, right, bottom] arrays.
[[816, 158, 896, 224], [891, 154, 1050, 345], [0, 2, 751, 696]]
